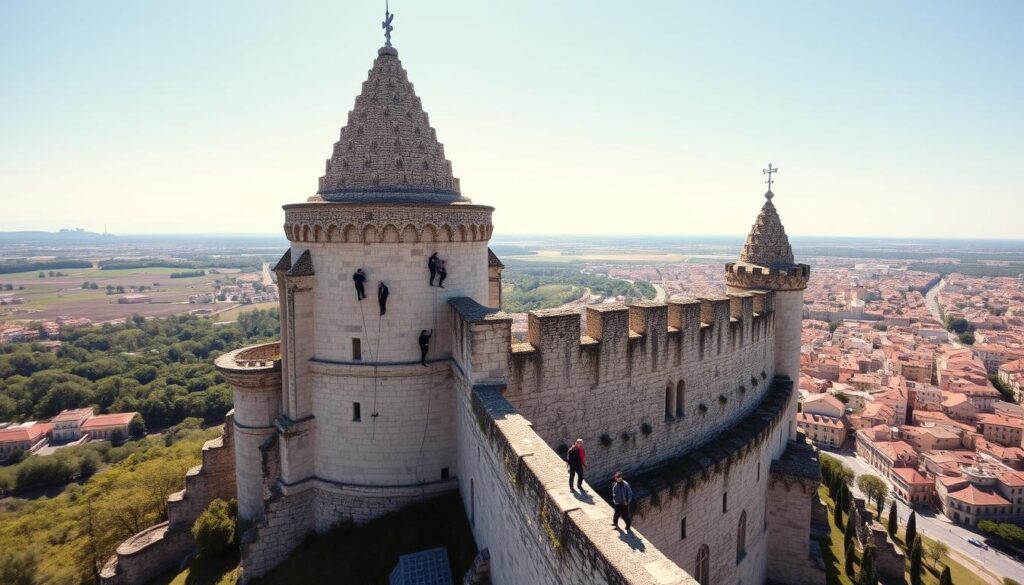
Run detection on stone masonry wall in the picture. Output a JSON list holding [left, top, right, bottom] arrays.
[[629, 380, 795, 585], [100, 419, 238, 585], [456, 382, 696, 585], [503, 293, 778, 483]]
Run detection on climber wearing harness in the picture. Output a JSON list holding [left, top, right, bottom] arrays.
[[418, 329, 433, 366], [352, 268, 367, 301], [427, 252, 439, 286], [378, 282, 389, 316], [437, 260, 448, 288]]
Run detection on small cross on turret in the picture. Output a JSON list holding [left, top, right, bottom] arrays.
[[762, 163, 778, 199], [382, 1, 395, 47]]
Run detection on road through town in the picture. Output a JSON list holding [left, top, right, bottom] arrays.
[[827, 449, 1024, 582]]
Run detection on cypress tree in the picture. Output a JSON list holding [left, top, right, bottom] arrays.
[[844, 540, 856, 577], [834, 497, 844, 529], [939, 565, 953, 585], [887, 500, 898, 537], [906, 511, 917, 548], [844, 510, 856, 549], [857, 544, 876, 585], [910, 535, 924, 585]]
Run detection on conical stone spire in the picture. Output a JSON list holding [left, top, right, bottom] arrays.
[[725, 190, 809, 292], [317, 46, 465, 203], [738, 191, 795, 268]]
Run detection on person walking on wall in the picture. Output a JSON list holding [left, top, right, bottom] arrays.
[[567, 439, 586, 491], [378, 282, 389, 316], [418, 329, 433, 366], [437, 260, 448, 288], [353, 268, 367, 301], [611, 471, 633, 532], [428, 252, 439, 286]]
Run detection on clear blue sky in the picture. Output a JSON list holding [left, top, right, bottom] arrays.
[[1, 1, 1021, 238]]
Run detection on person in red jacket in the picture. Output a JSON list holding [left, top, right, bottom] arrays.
[[566, 438, 586, 491]]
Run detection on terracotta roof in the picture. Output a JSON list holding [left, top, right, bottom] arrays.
[[948, 484, 1010, 507], [977, 413, 1024, 430], [50, 407, 94, 423], [0, 422, 51, 444], [892, 467, 932, 485], [81, 412, 136, 430], [797, 412, 845, 429]]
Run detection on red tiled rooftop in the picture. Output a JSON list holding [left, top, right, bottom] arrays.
[[0, 422, 52, 443], [81, 412, 137, 429], [50, 408, 94, 423], [948, 484, 1010, 507], [892, 467, 932, 485]]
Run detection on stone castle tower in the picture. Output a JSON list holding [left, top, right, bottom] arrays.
[[725, 190, 811, 442], [218, 44, 502, 576], [101, 37, 824, 585]]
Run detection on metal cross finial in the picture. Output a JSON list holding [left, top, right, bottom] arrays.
[[382, 1, 395, 47], [762, 163, 778, 199]]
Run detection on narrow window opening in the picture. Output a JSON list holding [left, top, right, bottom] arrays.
[[352, 338, 362, 361], [723, 492, 728, 513], [352, 402, 361, 421], [676, 380, 685, 417], [665, 383, 675, 419], [757, 462, 761, 482], [681, 517, 687, 540], [441, 467, 450, 480]]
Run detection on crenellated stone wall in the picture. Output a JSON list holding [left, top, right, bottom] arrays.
[[100, 418, 238, 585], [494, 292, 778, 482]]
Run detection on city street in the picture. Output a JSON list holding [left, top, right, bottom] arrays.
[[826, 449, 1024, 582]]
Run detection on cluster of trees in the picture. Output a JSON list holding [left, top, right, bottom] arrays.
[[79, 281, 100, 290], [823, 456, 958, 585], [169, 270, 206, 279], [0, 425, 219, 585], [0, 283, 22, 291], [502, 268, 656, 313], [0, 260, 91, 275], [944, 316, 977, 345], [97, 256, 265, 272], [37, 271, 69, 278], [0, 309, 279, 429], [978, 520, 1024, 547]]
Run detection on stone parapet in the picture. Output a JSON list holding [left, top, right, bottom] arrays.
[[100, 419, 237, 585], [463, 383, 696, 585], [725, 262, 810, 292]]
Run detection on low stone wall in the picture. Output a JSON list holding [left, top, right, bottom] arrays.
[[457, 382, 696, 585], [100, 417, 238, 585]]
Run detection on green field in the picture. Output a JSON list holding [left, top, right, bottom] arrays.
[[213, 301, 279, 323]]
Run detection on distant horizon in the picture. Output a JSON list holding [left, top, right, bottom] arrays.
[[2, 228, 1024, 245]]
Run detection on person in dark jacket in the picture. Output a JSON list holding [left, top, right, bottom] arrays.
[[427, 253, 439, 286], [418, 329, 432, 366], [437, 260, 448, 288], [611, 471, 633, 532], [352, 269, 367, 301], [378, 282, 389, 316], [566, 438, 586, 491]]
